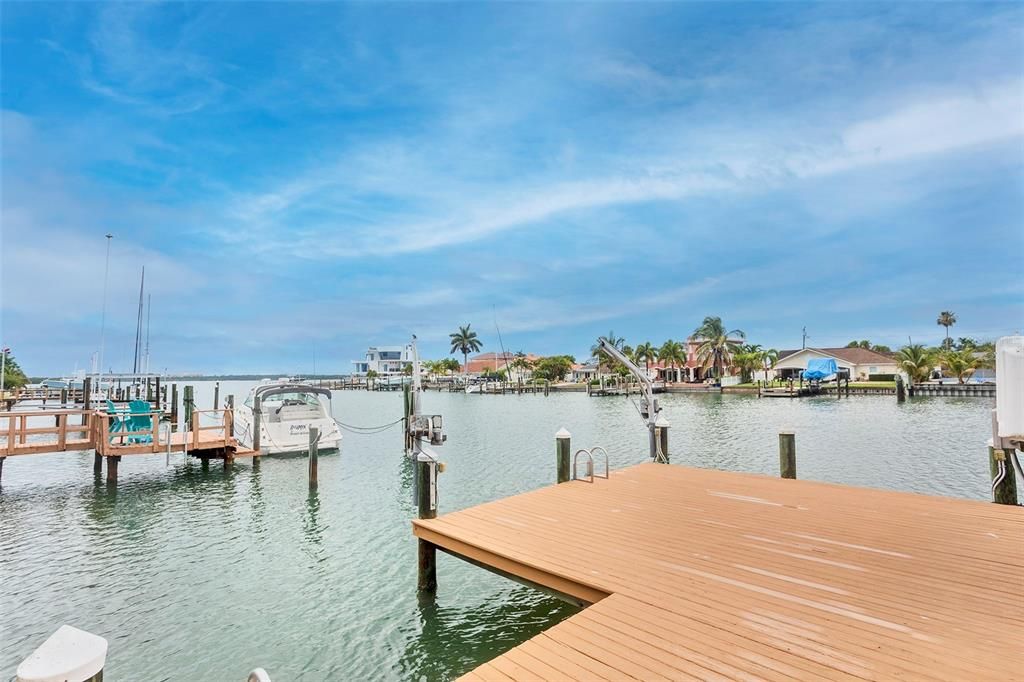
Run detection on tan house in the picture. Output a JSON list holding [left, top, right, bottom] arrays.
[[773, 347, 899, 381]]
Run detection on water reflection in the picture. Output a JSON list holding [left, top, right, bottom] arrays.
[[401, 587, 578, 681]]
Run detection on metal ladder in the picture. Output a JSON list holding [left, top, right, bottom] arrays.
[[572, 446, 610, 483]]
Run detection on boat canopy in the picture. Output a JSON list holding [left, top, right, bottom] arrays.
[[802, 358, 838, 381]]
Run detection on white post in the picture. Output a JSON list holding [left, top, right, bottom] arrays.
[[17, 625, 107, 682], [1, 346, 6, 395]]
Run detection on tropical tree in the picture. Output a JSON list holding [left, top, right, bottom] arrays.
[[941, 349, 977, 384], [762, 348, 779, 382], [955, 337, 978, 351], [896, 344, 934, 384], [591, 332, 626, 374], [692, 316, 745, 378], [872, 344, 892, 353], [449, 324, 483, 373], [937, 311, 957, 348], [658, 339, 687, 383], [441, 358, 461, 375], [0, 349, 28, 390], [532, 355, 575, 382], [509, 352, 533, 381], [634, 342, 657, 374], [846, 340, 871, 349]]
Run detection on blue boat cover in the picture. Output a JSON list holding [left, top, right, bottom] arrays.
[[802, 358, 838, 380]]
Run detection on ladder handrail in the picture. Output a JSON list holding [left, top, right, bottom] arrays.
[[573, 449, 594, 483], [589, 446, 610, 479]]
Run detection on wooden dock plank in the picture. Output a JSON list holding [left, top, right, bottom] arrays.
[[413, 463, 1024, 681]]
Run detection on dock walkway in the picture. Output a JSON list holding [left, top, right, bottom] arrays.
[[414, 463, 1024, 680]]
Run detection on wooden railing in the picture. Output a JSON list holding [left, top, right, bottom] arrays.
[[0, 407, 235, 457], [1, 409, 94, 456]]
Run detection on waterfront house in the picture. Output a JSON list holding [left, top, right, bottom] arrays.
[[463, 352, 540, 381], [352, 345, 413, 377], [773, 347, 898, 381]]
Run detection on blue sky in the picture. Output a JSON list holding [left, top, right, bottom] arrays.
[[2, 2, 1022, 375]]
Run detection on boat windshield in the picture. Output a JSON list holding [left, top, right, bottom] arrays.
[[245, 391, 322, 408]]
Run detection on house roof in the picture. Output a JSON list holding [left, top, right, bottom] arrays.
[[778, 347, 897, 365]]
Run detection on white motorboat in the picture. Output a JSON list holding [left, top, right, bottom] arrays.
[[234, 381, 342, 455]]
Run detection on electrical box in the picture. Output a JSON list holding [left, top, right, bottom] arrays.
[[996, 336, 1024, 438]]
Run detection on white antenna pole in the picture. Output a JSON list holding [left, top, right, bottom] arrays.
[[97, 234, 113, 389]]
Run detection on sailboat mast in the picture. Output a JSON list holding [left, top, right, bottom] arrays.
[[133, 267, 145, 375], [144, 293, 151, 375]]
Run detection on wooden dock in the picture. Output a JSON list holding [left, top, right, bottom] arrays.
[[414, 463, 1024, 680], [0, 407, 254, 482]]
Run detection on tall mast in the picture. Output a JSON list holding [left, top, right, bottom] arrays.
[[133, 267, 145, 374], [144, 293, 151, 375], [97, 234, 113, 387]]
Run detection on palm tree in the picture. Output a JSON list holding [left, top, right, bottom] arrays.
[[692, 316, 745, 378], [634, 342, 657, 374], [941, 349, 977, 384], [449, 324, 483, 373], [762, 348, 779, 383], [658, 339, 686, 383], [896, 344, 934, 384], [937, 311, 957, 349]]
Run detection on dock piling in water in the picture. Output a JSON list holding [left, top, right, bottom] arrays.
[[779, 431, 797, 479], [416, 454, 438, 593], [213, 382, 219, 409], [556, 428, 571, 483], [170, 384, 179, 430], [308, 426, 319, 489], [183, 386, 194, 433]]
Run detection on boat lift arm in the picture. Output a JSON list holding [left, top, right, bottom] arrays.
[[596, 337, 665, 461]]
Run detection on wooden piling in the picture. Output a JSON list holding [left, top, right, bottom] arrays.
[[556, 428, 571, 484], [170, 384, 179, 430], [0, 456, 5, 485], [779, 431, 797, 479], [416, 455, 438, 593], [155, 377, 161, 409], [990, 447, 1018, 505], [308, 426, 319, 490], [183, 386, 194, 435], [82, 377, 92, 429], [402, 383, 412, 453], [213, 381, 220, 409], [226, 395, 235, 436], [252, 395, 262, 453], [896, 376, 906, 402], [106, 455, 120, 483], [94, 452, 102, 473]]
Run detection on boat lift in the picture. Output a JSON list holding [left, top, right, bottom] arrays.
[[596, 337, 670, 463]]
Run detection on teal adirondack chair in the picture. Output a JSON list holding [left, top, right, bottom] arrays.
[[126, 400, 154, 444], [106, 400, 128, 443]]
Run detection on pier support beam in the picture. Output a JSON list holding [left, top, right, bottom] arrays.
[[779, 432, 797, 479], [93, 453, 102, 474], [556, 428, 571, 484], [106, 456, 120, 483], [990, 447, 1018, 505], [0, 456, 5, 485], [416, 454, 438, 594], [308, 427, 319, 490]]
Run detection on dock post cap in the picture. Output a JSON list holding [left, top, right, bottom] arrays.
[[555, 427, 571, 439], [16, 625, 108, 682], [779, 428, 795, 435], [247, 668, 272, 682], [654, 413, 670, 427]]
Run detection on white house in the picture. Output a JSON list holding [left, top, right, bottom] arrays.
[[773, 347, 899, 381], [352, 345, 413, 377]]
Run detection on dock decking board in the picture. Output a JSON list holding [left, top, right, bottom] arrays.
[[412, 463, 1024, 680]]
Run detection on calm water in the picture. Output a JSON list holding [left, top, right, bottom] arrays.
[[0, 384, 996, 681]]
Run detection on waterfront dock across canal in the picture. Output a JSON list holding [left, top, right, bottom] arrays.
[[413, 462, 1024, 680], [0, 407, 256, 481]]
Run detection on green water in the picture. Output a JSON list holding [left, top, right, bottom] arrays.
[[0, 385, 997, 680]]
